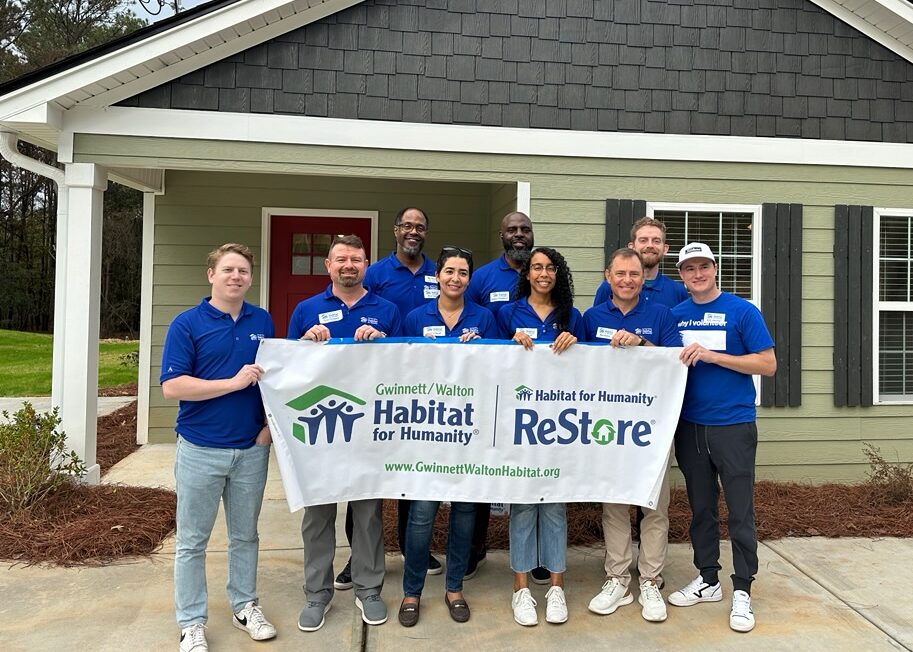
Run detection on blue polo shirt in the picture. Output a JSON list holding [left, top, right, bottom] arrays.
[[671, 292, 774, 426], [593, 272, 689, 309], [496, 297, 585, 342], [403, 300, 498, 339], [287, 285, 402, 339], [364, 251, 439, 317], [160, 299, 274, 449], [582, 298, 681, 347], [466, 255, 520, 316]]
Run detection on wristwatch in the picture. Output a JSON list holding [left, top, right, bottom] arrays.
[[637, 335, 646, 346]]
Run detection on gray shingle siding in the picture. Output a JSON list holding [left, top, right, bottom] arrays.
[[120, 0, 913, 143]]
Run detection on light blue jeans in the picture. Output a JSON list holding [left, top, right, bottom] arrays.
[[174, 435, 270, 627], [509, 503, 567, 573]]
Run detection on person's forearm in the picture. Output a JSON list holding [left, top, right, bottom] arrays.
[[708, 348, 776, 377], [162, 375, 240, 401]]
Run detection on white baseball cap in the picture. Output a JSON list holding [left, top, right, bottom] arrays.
[[677, 242, 716, 268]]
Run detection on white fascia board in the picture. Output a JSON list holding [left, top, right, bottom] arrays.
[[0, 0, 362, 122], [63, 105, 913, 170], [809, 0, 913, 63]]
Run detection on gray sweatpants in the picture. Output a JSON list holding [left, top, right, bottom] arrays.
[[673, 420, 758, 594], [301, 499, 385, 603]]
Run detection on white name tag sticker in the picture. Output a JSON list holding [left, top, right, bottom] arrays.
[[423, 325, 446, 337], [596, 327, 617, 340], [703, 312, 727, 326], [424, 275, 437, 283], [489, 291, 510, 303], [423, 286, 440, 299], [516, 327, 538, 339], [318, 310, 343, 324], [681, 329, 727, 350]]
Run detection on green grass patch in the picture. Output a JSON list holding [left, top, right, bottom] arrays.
[[0, 330, 138, 396]]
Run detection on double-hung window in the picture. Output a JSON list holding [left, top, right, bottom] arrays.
[[646, 202, 763, 306], [874, 208, 913, 403]]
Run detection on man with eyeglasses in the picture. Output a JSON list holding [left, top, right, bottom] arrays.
[[583, 248, 681, 625], [287, 234, 401, 633], [360, 207, 445, 585]]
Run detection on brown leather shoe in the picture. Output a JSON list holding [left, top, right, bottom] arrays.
[[444, 594, 470, 623], [398, 599, 420, 627]]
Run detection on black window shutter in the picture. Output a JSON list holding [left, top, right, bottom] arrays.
[[604, 199, 647, 264], [833, 205, 874, 407], [760, 203, 803, 408]]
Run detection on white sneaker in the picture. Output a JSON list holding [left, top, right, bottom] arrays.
[[545, 586, 568, 624], [179, 623, 207, 652], [668, 575, 722, 607], [511, 587, 538, 626], [638, 579, 667, 622], [233, 601, 277, 641], [587, 577, 634, 615], [730, 590, 755, 632]]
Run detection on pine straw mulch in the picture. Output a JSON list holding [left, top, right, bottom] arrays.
[[0, 400, 177, 567], [382, 481, 913, 553], [3, 398, 912, 565], [98, 382, 138, 397]]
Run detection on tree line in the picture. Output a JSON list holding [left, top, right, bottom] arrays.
[[0, 1, 146, 336]]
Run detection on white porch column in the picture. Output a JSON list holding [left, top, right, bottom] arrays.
[[135, 192, 155, 444], [60, 162, 107, 484]]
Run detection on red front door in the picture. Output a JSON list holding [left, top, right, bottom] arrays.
[[269, 214, 373, 337]]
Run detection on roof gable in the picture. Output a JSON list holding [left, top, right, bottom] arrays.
[[119, 0, 913, 143]]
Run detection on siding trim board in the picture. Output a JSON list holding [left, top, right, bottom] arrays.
[[833, 204, 875, 407], [60, 105, 913, 170]]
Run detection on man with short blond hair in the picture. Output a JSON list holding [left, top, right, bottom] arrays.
[[162, 243, 277, 652], [593, 216, 688, 309]]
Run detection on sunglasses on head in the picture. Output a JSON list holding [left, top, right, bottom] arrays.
[[441, 246, 473, 257]]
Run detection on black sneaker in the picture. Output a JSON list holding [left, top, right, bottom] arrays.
[[464, 549, 487, 580], [530, 566, 550, 584], [427, 554, 443, 575], [333, 558, 353, 590]]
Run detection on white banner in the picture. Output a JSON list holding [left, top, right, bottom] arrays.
[[257, 339, 687, 512]]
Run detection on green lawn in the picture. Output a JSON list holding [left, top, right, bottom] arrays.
[[0, 329, 139, 396]]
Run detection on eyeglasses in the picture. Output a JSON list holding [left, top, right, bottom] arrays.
[[530, 264, 557, 274], [441, 245, 473, 257], [395, 222, 427, 233]]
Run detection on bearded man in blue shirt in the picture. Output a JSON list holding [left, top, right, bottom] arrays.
[[288, 234, 400, 633]]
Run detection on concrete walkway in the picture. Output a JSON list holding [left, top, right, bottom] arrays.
[[0, 395, 135, 421], [4, 444, 912, 652]]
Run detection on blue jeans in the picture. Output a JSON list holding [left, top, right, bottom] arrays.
[[174, 435, 269, 627], [403, 501, 475, 597], [509, 503, 567, 573]]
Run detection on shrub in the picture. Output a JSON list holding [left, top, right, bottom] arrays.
[[862, 442, 913, 505], [0, 402, 87, 512], [118, 350, 139, 368]]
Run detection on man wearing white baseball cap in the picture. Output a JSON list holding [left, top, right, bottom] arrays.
[[667, 243, 776, 633]]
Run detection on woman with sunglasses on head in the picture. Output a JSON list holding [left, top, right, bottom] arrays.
[[495, 246, 583, 627], [398, 246, 497, 628]]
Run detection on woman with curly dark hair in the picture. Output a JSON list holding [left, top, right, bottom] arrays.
[[495, 246, 583, 627]]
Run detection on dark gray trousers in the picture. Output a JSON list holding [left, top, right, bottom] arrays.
[[301, 500, 384, 603], [674, 420, 758, 594]]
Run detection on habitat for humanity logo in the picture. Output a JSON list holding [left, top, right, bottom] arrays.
[[286, 385, 366, 445], [515, 385, 534, 400]]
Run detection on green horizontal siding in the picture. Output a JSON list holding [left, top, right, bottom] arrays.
[[74, 134, 913, 480]]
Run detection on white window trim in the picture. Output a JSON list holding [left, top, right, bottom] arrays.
[[646, 201, 765, 402], [872, 207, 913, 405], [259, 208, 379, 310]]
